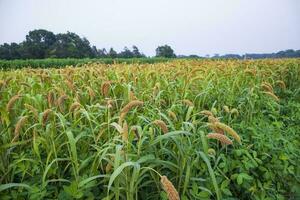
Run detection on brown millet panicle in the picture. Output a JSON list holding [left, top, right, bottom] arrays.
[[208, 115, 219, 123], [262, 82, 273, 91], [118, 100, 144, 124], [208, 116, 224, 134], [13, 116, 28, 142], [101, 81, 112, 97], [200, 110, 214, 117], [168, 110, 177, 121], [214, 122, 241, 143], [6, 94, 22, 112], [244, 69, 256, 76], [160, 175, 180, 200], [207, 133, 233, 145], [263, 91, 280, 102], [182, 99, 194, 107], [120, 100, 144, 116], [122, 121, 128, 142], [47, 90, 55, 108], [42, 109, 52, 126], [57, 95, 68, 112], [65, 79, 75, 91], [87, 86, 95, 100], [129, 91, 137, 101], [69, 102, 81, 113], [261, 83, 273, 93], [153, 120, 168, 134]]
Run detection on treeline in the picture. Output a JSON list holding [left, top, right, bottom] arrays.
[[210, 49, 300, 59], [0, 29, 149, 59], [1, 29, 299, 60], [0, 29, 167, 60]]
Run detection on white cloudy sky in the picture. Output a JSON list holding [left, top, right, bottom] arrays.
[[0, 0, 299, 56]]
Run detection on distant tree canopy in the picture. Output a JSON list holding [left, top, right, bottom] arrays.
[[1, 29, 299, 60], [0, 29, 147, 60], [211, 50, 300, 59], [155, 45, 176, 58]]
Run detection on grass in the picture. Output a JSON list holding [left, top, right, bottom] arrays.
[[0, 58, 172, 69], [0, 59, 300, 199]]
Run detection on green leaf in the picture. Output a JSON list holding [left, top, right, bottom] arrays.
[[0, 183, 32, 192], [78, 175, 108, 188], [237, 174, 243, 185], [151, 131, 191, 146], [107, 161, 136, 191], [198, 151, 221, 200]]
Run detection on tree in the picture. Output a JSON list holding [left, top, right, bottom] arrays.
[[155, 45, 176, 58], [22, 29, 56, 58], [47, 32, 94, 58], [98, 48, 107, 58], [132, 45, 144, 58], [0, 43, 22, 60], [119, 47, 133, 58], [108, 48, 117, 58]]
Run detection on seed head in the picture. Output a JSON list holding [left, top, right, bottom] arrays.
[[160, 176, 180, 200]]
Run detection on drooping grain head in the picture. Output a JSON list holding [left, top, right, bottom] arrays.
[[42, 109, 52, 126], [230, 108, 239, 116], [261, 83, 273, 93], [47, 90, 55, 108], [263, 91, 280, 102], [69, 102, 81, 113], [214, 122, 241, 143], [207, 133, 233, 145], [65, 79, 75, 91], [13, 116, 28, 142], [101, 81, 112, 97], [208, 116, 219, 123], [276, 80, 286, 90], [56, 95, 68, 112], [153, 120, 168, 134], [87, 86, 95, 100], [200, 110, 214, 117], [122, 121, 128, 142], [20, 82, 31, 88], [160, 176, 180, 200], [208, 148, 216, 156], [223, 105, 230, 113], [207, 116, 224, 134], [182, 99, 194, 107], [129, 91, 137, 101], [120, 100, 144, 119], [6, 95, 22, 112], [168, 111, 177, 121]]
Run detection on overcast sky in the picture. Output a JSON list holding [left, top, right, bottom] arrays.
[[0, 0, 299, 56]]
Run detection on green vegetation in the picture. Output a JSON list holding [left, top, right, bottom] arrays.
[[0, 58, 171, 69], [0, 29, 178, 60], [0, 59, 299, 199], [1, 29, 299, 61]]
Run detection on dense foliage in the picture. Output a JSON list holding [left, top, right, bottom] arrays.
[[1, 29, 299, 60], [0, 29, 147, 60], [0, 58, 171, 69], [0, 59, 299, 199], [211, 49, 300, 59]]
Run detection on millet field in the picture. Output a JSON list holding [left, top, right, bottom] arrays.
[[0, 59, 299, 200]]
